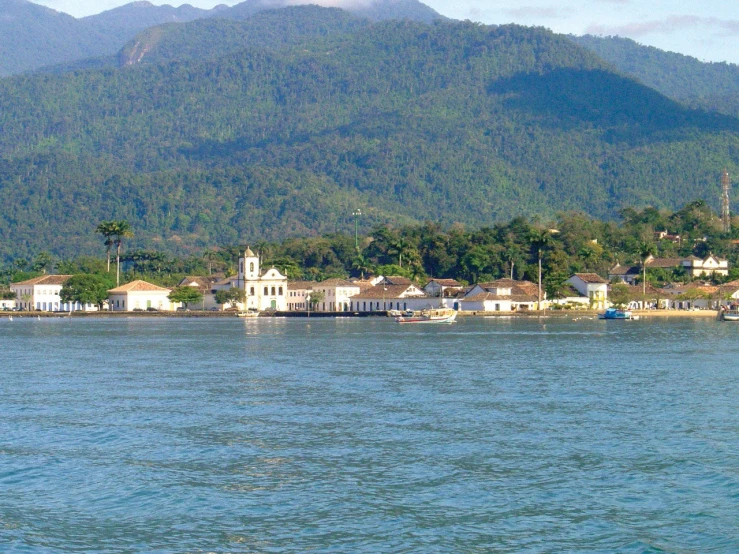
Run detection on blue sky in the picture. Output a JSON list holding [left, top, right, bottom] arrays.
[[34, 0, 739, 64]]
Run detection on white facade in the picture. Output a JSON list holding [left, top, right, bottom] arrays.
[[685, 255, 729, 278], [459, 293, 513, 312], [287, 281, 316, 311], [218, 248, 288, 311], [349, 284, 433, 312], [309, 279, 361, 312], [108, 280, 176, 312], [9, 275, 89, 312], [0, 298, 16, 310], [566, 273, 609, 309]]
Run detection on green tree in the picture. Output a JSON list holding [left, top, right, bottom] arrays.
[[60, 274, 112, 310], [96, 221, 118, 273], [528, 229, 555, 309], [215, 287, 245, 309], [168, 286, 204, 308], [112, 220, 134, 287]]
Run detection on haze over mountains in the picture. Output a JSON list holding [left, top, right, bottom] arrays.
[[0, 1, 738, 260]]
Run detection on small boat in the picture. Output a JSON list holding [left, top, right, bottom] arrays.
[[237, 308, 260, 318], [598, 307, 638, 320], [719, 305, 739, 321], [395, 308, 457, 324]]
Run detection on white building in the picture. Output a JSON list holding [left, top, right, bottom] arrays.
[[208, 248, 288, 311], [424, 278, 464, 298], [286, 281, 317, 311], [310, 279, 361, 312], [462, 279, 538, 312], [11, 275, 73, 311], [685, 255, 729, 278], [566, 273, 609, 309], [0, 298, 16, 310], [350, 283, 431, 312], [108, 280, 175, 312]]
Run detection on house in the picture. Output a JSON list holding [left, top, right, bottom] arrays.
[[210, 248, 288, 311], [177, 275, 222, 310], [423, 278, 464, 298], [609, 255, 729, 284], [0, 298, 16, 310], [108, 280, 175, 312], [309, 279, 361, 312], [9, 275, 93, 312], [286, 281, 317, 311], [658, 282, 719, 310], [463, 279, 538, 311], [460, 292, 513, 312], [566, 273, 608, 309], [350, 283, 431, 312], [549, 285, 591, 309], [685, 255, 729, 278]]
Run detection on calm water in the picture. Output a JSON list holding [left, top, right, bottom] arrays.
[[1, 316, 739, 553]]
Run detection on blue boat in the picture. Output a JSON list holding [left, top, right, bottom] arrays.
[[598, 307, 638, 320]]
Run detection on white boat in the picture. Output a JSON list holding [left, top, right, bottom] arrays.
[[719, 307, 739, 321], [395, 308, 457, 324], [237, 308, 260, 318]]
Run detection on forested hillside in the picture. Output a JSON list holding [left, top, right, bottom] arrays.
[[0, 19, 738, 261], [572, 35, 739, 118], [0, 0, 442, 76]]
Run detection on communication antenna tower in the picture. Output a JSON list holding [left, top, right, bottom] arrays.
[[721, 169, 731, 233]]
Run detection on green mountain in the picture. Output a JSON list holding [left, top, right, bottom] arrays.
[[0, 0, 443, 76], [117, 7, 370, 67], [571, 35, 739, 118], [0, 18, 738, 261]]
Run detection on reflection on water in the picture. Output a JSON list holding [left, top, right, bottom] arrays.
[[1, 316, 738, 552]]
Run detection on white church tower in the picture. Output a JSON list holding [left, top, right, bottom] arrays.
[[237, 247, 288, 311]]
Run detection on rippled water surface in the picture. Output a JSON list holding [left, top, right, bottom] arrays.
[[2, 316, 739, 552]]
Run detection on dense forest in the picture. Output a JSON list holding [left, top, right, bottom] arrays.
[[3, 202, 738, 303], [0, 0, 441, 76], [572, 35, 739, 118], [1, 16, 738, 262]]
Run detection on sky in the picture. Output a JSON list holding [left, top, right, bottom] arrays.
[[32, 0, 739, 65]]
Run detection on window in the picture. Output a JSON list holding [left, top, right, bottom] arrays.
[[250, 287, 255, 296], [250, 262, 254, 273], [278, 287, 283, 296], [271, 287, 276, 296], [264, 287, 268, 296]]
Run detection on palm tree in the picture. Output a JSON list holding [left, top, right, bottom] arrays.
[[528, 229, 554, 310], [112, 220, 134, 287], [638, 241, 656, 297], [95, 221, 118, 272]]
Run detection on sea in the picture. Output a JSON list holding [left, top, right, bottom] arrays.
[[1, 315, 738, 553]]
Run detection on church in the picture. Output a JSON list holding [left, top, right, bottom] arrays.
[[234, 247, 288, 311]]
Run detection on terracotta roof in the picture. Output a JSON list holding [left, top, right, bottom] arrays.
[[464, 292, 512, 302], [426, 278, 463, 287], [314, 278, 358, 287], [573, 273, 608, 284], [288, 281, 317, 290], [353, 284, 422, 299], [178, 276, 220, 291], [609, 264, 639, 276], [108, 280, 171, 293], [646, 258, 685, 268], [12, 275, 73, 286], [384, 276, 412, 285]]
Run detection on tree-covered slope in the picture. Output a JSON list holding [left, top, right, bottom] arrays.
[[1, 0, 443, 76], [117, 7, 370, 67], [571, 35, 739, 118], [0, 20, 737, 261]]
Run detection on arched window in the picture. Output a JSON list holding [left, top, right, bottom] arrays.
[[264, 287, 268, 295], [271, 287, 276, 296], [250, 287, 255, 296], [250, 262, 254, 273], [278, 287, 283, 296]]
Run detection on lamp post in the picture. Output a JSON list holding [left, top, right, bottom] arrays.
[[352, 209, 362, 251]]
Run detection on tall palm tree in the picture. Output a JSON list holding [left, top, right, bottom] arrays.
[[528, 229, 554, 310], [638, 241, 656, 298], [95, 221, 118, 272], [113, 220, 134, 287]]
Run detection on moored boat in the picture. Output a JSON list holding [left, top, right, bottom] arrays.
[[719, 305, 739, 321], [237, 308, 260, 318], [598, 307, 638, 320], [395, 308, 457, 324]]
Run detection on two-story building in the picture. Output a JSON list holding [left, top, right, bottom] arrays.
[[566, 273, 609, 309], [11, 275, 75, 311]]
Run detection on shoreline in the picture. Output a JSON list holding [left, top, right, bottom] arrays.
[[0, 309, 721, 319]]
